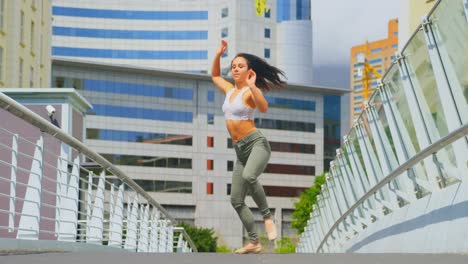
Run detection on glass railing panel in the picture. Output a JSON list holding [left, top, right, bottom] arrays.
[[383, 65, 424, 155], [341, 146, 363, 199], [402, 30, 450, 140], [371, 91, 398, 161], [347, 128, 370, 191], [430, 0, 468, 122]]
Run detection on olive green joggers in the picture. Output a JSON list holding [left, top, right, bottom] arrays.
[[231, 130, 272, 243]]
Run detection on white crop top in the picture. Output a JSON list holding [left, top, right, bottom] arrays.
[[222, 87, 255, 120]]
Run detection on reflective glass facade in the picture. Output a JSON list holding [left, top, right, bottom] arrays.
[[255, 118, 315, 132], [277, 0, 311, 22], [131, 180, 192, 193], [52, 47, 207, 60], [88, 104, 193, 123], [265, 163, 315, 176], [324, 95, 341, 170], [100, 154, 192, 169], [53, 6, 208, 20], [87, 129, 193, 146], [266, 96, 316, 111], [55, 77, 193, 100], [53, 27, 208, 40]]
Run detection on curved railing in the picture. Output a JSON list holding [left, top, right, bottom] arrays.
[[0, 91, 197, 252], [297, 0, 468, 253]]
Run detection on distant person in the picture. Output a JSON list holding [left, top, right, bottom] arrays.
[[211, 40, 286, 254]]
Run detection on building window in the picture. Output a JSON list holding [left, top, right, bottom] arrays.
[[207, 90, 215, 102], [263, 185, 308, 197], [264, 9, 271, 18], [264, 48, 270, 58], [371, 48, 382, 53], [221, 49, 228, 58], [354, 84, 362, 91], [254, 118, 315, 132], [207, 136, 214, 148], [20, 11, 25, 44], [369, 58, 382, 65], [132, 179, 192, 193], [265, 96, 316, 111], [207, 113, 214, 124], [207, 159, 213, 170], [206, 182, 213, 195], [227, 161, 233, 171], [86, 129, 193, 146], [227, 138, 233, 148], [100, 154, 192, 169], [269, 141, 315, 154], [19, 58, 23, 87], [221, 7, 228, 18], [29, 66, 33, 87], [0, 46, 3, 81], [0, 0, 4, 31], [221, 27, 228, 38], [264, 28, 270, 38], [265, 164, 315, 176], [30, 21, 35, 52]]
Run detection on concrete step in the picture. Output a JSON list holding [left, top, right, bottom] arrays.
[[1, 252, 468, 264]]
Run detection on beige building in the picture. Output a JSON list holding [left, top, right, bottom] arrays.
[[398, 0, 437, 47], [0, 0, 52, 88]]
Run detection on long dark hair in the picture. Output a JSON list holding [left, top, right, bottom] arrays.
[[234, 53, 287, 91]]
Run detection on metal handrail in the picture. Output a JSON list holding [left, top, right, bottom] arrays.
[[173, 227, 198, 252], [0, 91, 176, 223], [316, 123, 468, 252]]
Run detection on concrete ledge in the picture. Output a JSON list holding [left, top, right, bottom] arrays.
[[342, 180, 468, 253]]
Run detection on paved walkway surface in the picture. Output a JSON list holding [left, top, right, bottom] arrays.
[[1, 252, 468, 264]]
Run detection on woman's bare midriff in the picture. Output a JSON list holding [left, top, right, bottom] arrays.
[[226, 120, 257, 143]]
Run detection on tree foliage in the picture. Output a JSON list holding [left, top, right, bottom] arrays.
[[178, 222, 217, 252], [291, 172, 327, 234]]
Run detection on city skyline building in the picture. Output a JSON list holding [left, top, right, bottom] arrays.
[[51, 0, 314, 85], [349, 18, 398, 123], [0, 0, 52, 88], [51, 58, 345, 247]]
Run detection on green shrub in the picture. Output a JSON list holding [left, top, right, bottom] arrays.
[[274, 237, 296, 254], [178, 222, 217, 252], [216, 245, 232, 253], [291, 172, 327, 234]]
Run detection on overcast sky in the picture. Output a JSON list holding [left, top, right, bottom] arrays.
[[311, 0, 400, 65]]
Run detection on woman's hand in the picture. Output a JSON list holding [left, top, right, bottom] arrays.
[[247, 69, 257, 88], [216, 40, 228, 56]]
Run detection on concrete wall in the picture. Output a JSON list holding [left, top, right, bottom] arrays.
[[342, 180, 468, 253]]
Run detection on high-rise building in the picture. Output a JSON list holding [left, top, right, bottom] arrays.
[[0, 0, 52, 88], [349, 19, 398, 123], [52, 58, 346, 248], [51, 0, 313, 85], [398, 0, 437, 47]]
